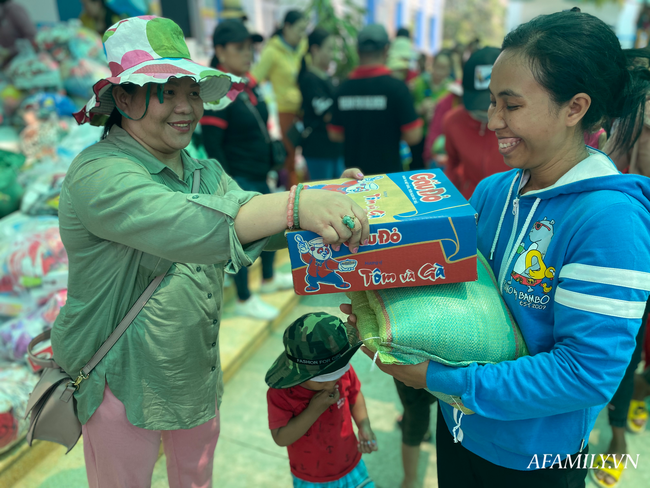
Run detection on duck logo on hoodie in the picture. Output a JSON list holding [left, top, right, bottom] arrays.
[[508, 217, 557, 301]]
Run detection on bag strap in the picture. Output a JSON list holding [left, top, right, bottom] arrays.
[[27, 169, 202, 376], [241, 92, 271, 144]]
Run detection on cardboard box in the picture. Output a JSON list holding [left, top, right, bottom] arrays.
[[287, 170, 477, 295]]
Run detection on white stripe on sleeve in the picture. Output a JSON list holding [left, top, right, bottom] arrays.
[[554, 287, 647, 319], [559, 263, 650, 292]]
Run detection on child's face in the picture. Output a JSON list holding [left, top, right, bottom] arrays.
[[301, 379, 338, 392]]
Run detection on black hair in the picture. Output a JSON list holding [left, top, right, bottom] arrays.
[[273, 9, 305, 37], [210, 25, 228, 68], [299, 27, 331, 79], [102, 83, 139, 139], [396, 27, 410, 39], [502, 9, 650, 155]]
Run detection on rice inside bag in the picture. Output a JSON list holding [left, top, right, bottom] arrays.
[[347, 251, 529, 414]]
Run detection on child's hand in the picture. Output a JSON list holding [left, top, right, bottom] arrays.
[[357, 420, 378, 453], [308, 387, 340, 414]]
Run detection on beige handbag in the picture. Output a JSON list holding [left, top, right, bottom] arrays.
[[24, 169, 201, 452]]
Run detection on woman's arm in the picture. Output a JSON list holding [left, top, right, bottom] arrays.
[[251, 47, 274, 83], [345, 204, 650, 422], [234, 187, 369, 249]]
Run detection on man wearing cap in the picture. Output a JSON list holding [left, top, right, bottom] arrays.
[[266, 312, 378, 488], [442, 47, 509, 199], [327, 24, 422, 176]]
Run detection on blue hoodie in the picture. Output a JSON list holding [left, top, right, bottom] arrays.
[[426, 148, 650, 470]]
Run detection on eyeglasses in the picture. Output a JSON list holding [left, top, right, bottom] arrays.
[[534, 221, 550, 231]]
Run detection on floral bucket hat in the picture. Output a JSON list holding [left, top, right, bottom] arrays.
[[73, 16, 244, 126]]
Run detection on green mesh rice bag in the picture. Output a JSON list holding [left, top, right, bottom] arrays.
[[347, 251, 528, 414]]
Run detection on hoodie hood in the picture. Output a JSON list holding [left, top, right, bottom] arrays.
[[489, 148, 650, 286], [268, 35, 307, 55], [522, 148, 650, 210]]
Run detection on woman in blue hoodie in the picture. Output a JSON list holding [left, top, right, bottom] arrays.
[[342, 9, 650, 487]]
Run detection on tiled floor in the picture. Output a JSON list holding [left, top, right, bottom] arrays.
[[4, 291, 650, 487]]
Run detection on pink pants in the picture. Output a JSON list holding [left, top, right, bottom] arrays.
[[82, 385, 220, 488]]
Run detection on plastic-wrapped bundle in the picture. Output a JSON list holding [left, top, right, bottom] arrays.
[[0, 214, 67, 317], [19, 92, 77, 120], [0, 362, 39, 454], [4, 40, 62, 92], [35, 20, 104, 64], [347, 252, 528, 414], [20, 170, 66, 216], [0, 289, 66, 362], [60, 58, 111, 99], [0, 149, 25, 219]]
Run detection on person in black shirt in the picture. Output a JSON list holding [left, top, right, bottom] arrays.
[[327, 24, 422, 176], [201, 20, 293, 320], [298, 27, 344, 181]]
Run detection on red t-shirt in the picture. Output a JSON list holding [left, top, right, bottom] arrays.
[[267, 367, 362, 483], [443, 106, 510, 199]]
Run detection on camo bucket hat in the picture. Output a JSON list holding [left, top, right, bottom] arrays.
[[266, 312, 362, 389], [73, 16, 244, 125]]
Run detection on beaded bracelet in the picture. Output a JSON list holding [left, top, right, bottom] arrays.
[[287, 185, 297, 229], [293, 183, 304, 229]]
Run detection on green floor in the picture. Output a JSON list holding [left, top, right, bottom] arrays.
[[10, 293, 650, 487]]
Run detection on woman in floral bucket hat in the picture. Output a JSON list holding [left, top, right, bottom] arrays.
[[52, 16, 369, 488]]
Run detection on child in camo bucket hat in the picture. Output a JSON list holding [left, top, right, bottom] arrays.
[[266, 312, 378, 488], [73, 15, 244, 125]]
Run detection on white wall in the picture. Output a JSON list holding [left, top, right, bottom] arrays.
[[507, 0, 641, 48]]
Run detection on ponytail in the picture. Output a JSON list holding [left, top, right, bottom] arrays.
[[607, 51, 650, 155], [210, 54, 219, 69]]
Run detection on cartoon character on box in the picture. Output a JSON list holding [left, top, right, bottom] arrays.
[[295, 236, 357, 293], [304, 176, 383, 194]]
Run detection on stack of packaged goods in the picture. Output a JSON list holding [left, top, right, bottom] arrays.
[[0, 21, 104, 455]]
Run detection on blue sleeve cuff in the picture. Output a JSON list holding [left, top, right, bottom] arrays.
[[426, 361, 468, 397]]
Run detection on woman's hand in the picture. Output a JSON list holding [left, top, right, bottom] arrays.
[[299, 190, 369, 252], [340, 302, 357, 327], [340, 168, 365, 180], [360, 346, 430, 389]]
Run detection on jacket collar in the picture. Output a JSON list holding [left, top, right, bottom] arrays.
[[349, 65, 393, 80], [107, 126, 203, 177], [217, 65, 257, 88]]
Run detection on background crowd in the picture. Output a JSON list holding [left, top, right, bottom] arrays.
[[1, 1, 650, 488]]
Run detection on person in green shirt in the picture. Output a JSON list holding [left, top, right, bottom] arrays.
[[409, 50, 454, 169], [57, 16, 369, 488]]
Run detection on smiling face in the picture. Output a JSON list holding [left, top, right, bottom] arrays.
[[311, 244, 332, 260], [487, 50, 589, 172], [115, 77, 203, 161], [215, 39, 254, 77]]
